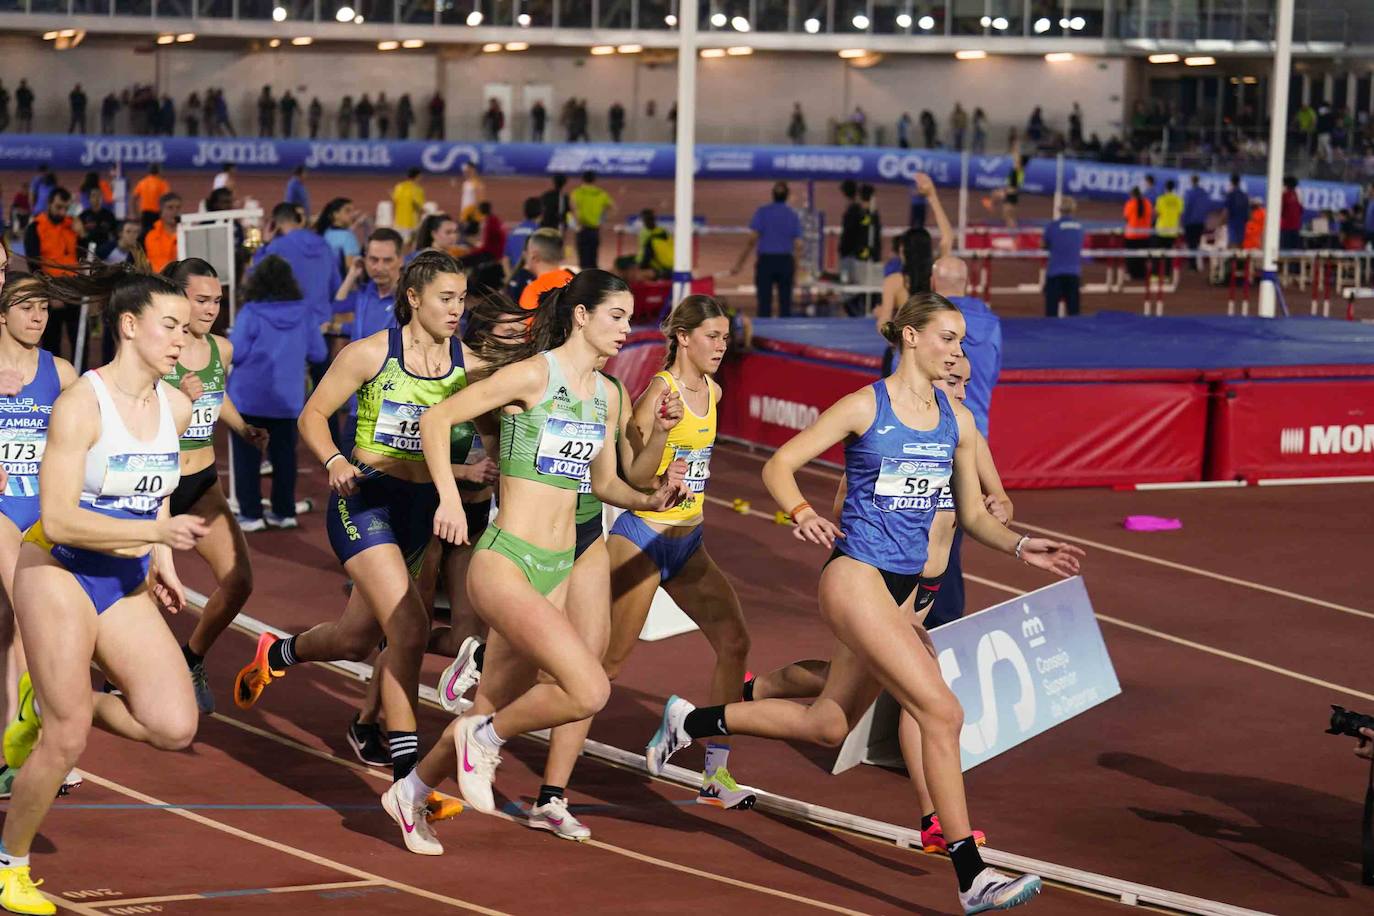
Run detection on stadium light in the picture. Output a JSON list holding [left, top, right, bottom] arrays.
[[838, 49, 868, 59], [1070, 16, 1085, 30], [1058, 17, 1069, 27], [700, 47, 726, 58], [896, 13, 911, 28], [1033, 16, 1050, 32], [728, 46, 753, 55], [272, 6, 286, 21], [176, 32, 195, 41], [402, 38, 425, 47], [505, 41, 529, 50], [665, 14, 677, 26], [955, 50, 987, 60], [482, 42, 502, 52], [378, 40, 399, 50], [803, 17, 821, 33], [1045, 52, 1074, 62], [852, 14, 870, 29], [466, 9, 483, 25], [979, 15, 991, 27], [335, 5, 353, 22], [353, 14, 363, 23], [591, 45, 615, 55], [731, 16, 750, 31], [992, 17, 1008, 29], [710, 12, 726, 27], [291, 36, 313, 45], [1148, 53, 1180, 63], [918, 15, 935, 29], [518, 13, 531, 25], [269, 38, 281, 47], [617, 44, 643, 53], [1184, 56, 1215, 66], [1242, 75, 1257, 84], [156, 33, 175, 44], [43, 31, 58, 39]]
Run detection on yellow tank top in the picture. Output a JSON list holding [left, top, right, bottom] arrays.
[[635, 371, 717, 526]]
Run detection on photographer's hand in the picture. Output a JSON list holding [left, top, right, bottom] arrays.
[[1357, 727, 1373, 761]]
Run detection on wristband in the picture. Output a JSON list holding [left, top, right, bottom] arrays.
[[1013, 534, 1029, 560], [324, 453, 346, 470], [789, 501, 812, 520]]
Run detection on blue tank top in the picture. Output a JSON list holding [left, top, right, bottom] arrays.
[[839, 381, 959, 575], [0, 350, 60, 499]]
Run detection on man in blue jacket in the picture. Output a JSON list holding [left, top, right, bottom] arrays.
[[1181, 175, 1212, 271], [929, 256, 1003, 630], [252, 201, 341, 332]]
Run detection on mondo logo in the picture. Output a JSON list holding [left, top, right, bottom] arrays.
[[748, 395, 818, 431], [1282, 424, 1374, 455]]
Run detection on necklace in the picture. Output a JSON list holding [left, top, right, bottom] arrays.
[[406, 333, 448, 376], [671, 371, 704, 393], [108, 376, 155, 406], [900, 377, 935, 411]]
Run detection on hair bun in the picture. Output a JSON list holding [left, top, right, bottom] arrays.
[[880, 321, 900, 344]]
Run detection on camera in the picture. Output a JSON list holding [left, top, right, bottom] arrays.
[[1327, 705, 1374, 738]]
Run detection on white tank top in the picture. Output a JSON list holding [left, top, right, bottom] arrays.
[[80, 370, 181, 520], [460, 179, 480, 213]]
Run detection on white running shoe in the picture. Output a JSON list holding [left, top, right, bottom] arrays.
[[959, 868, 1042, 914], [527, 795, 591, 842], [645, 694, 695, 776], [696, 766, 756, 810], [453, 716, 500, 813], [380, 780, 444, 856], [436, 636, 483, 714], [59, 769, 83, 795]]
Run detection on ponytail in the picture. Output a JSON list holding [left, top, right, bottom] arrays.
[[469, 268, 629, 371]]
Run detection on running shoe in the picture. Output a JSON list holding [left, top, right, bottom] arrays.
[[236, 515, 267, 533], [436, 636, 483, 714], [264, 512, 298, 530], [58, 770, 83, 796], [645, 694, 694, 776], [233, 632, 283, 710], [380, 780, 443, 856], [0, 865, 54, 916], [189, 661, 215, 714], [922, 815, 987, 855], [3, 673, 41, 768], [696, 766, 757, 810], [346, 714, 390, 768], [424, 790, 464, 823], [959, 868, 1042, 914], [527, 795, 591, 841], [453, 715, 500, 814]]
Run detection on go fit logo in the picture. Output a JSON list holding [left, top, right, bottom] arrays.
[[1278, 424, 1374, 455]]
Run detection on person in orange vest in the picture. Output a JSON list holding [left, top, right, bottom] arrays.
[[22, 186, 85, 361], [132, 163, 170, 232], [1243, 198, 1266, 250], [141, 192, 182, 273], [1122, 186, 1154, 280]]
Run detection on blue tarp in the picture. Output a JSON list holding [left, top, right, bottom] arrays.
[[0, 135, 1359, 212], [753, 314, 1374, 371]]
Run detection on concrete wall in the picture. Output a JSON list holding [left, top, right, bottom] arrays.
[[0, 37, 1126, 146]]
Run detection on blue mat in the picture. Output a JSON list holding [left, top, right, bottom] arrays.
[[753, 313, 1374, 371]]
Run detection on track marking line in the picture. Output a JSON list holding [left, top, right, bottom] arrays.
[[75, 772, 507, 914], [963, 573, 1374, 705], [1012, 521, 1374, 622], [89, 880, 382, 907], [45, 894, 106, 916]]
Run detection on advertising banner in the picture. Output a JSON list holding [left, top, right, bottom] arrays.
[[1209, 378, 1374, 480]]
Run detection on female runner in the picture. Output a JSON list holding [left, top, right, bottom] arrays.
[[601, 294, 755, 808], [0, 266, 206, 916], [233, 251, 479, 793], [645, 293, 1083, 914], [376, 271, 683, 857], [158, 259, 267, 713]]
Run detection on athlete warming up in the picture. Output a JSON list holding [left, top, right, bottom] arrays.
[[645, 292, 1084, 914], [381, 270, 684, 856], [0, 266, 206, 916], [157, 259, 267, 713], [233, 252, 481, 801], [602, 294, 756, 809]]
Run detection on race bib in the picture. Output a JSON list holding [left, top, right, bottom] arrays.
[[676, 446, 713, 494], [184, 390, 224, 441], [577, 465, 593, 494], [95, 451, 179, 514], [935, 482, 955, 513], [535, 417, 605, 481], [374, 399, 426, 453], [872, 457, 951, 513], [0, 428, 44, 497]]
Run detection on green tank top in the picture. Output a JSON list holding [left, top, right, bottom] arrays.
[[355, 328, 468, 462], [163, 335, 225, 452], [500, 351, 609, 492], [575, 374, 625, 523]]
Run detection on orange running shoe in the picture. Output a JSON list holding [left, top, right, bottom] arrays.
[[921, 814, 987, 855], [234, 632, 284, 709], [425, 790, 464, 823]]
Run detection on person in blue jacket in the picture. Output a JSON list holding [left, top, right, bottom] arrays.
[[252, 201, 341, 333], [227, 255, 326, 529], [1181, 175, 1212, 270]]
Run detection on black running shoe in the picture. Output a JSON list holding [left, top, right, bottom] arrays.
[[346, 715, 390, 768]]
